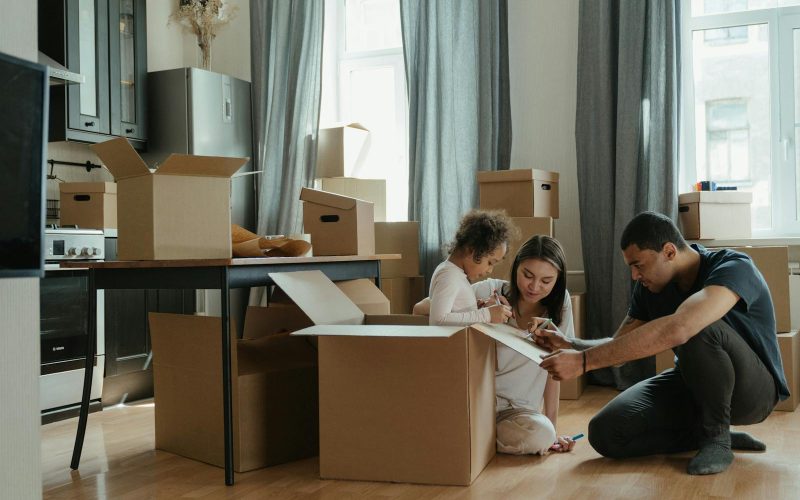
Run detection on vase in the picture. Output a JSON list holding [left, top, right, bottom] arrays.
[[198, 33, 213, 70]]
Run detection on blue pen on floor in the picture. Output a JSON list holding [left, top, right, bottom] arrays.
[[572, 433, 585, 441]]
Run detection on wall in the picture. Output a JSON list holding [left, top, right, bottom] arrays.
[[507, 0, 583, 291], [0, 2, 43, 498]]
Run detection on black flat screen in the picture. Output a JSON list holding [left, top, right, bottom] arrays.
[[0, 51, 48, 277]]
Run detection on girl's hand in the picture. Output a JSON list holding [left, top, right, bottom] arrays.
[[528, 317, 571, 351], [549, 435, 577, 453], [488, 304, 513, 324]]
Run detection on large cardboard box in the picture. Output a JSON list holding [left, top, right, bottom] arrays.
[[91, 137, 247, 260], [59, 182, 117, 229], [336, 278, 391, 315], [315, 177, 386, 222], [490, 217, 554, 280], [776, 331, 799, 412], [561, 292, 587, 400], [149, 312, 319, 472], [380, 276, 426, 314], [726, 246, 791, 333], [300, 187, 375, 256], [278, 270, 550, 486], [478, 169, 559, 218], [374, 221, 420, 277], [678, 191, 752, 240], [316, 123, 369, 178]]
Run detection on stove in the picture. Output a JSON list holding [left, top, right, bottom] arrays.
[[40, 225, 106, 422], [44, 227, 105, 265]]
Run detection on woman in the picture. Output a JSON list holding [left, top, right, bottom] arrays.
[[414, 235, 578, 455]]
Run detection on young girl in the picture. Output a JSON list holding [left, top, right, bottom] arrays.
[[416, 235, 578, 455], [428, 210, 515, 326]]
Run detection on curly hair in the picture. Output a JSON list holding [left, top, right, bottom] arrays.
[[446, 209, 518, 262]]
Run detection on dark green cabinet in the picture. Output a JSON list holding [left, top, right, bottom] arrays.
[[39, 0, 147, 147]]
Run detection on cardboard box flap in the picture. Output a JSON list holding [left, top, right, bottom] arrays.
[[91, 137, 151, 180], [155, 154, 248, 178], [300, 187, 364, 210], [292, 323, 464, 338], [336, 279, 390, 314], [269, 270, 365, 325], [678, 191, 753, 204], [477, 169, 559, 184], [321, 121, 368, 131], [59, 182, 117, 194], [470, 323, 549, 365]]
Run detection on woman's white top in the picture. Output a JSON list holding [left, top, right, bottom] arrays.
[[428, 260, 491, 325], [472, 278, 575, 413]]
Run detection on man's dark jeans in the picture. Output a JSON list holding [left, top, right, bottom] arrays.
[[588, 320, 778, 458]]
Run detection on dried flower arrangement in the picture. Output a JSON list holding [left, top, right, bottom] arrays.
[[170, 0, 237, 70]]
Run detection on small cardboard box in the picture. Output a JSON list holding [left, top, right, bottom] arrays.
[[380, 276, 426, 314], [149, 312, 319, 472], [315, 177, 386, 222], [678, 191, 752, 240], [300, 187, 375, 256], [374, 221, 421, 278], [726, 246, 791, 333], [775, 331, 799, 412], [59, 182, 117, 229], [316, 123, 370, 178], [91, 137, 247, 260], [278, 270, 550, 486], [490, 217, 554, 280], [478, 169, 559, 218], [561, 292, 587, 400]]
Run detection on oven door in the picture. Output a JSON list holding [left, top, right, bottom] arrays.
[[40, 268, 92, 364]]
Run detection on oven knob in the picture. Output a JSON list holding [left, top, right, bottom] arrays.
[[79, 247, 90, 257], [91, 247, 101, 256], [67, 247, 78, 256]]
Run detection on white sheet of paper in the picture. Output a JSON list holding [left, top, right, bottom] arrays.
[[470, 322, 551, 365]]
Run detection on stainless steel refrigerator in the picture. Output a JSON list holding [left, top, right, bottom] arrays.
[[144, 67, 255, 331]]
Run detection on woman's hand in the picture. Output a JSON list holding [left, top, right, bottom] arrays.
[[528, 317, 571, 351], [549, 435, 577, 453], [488, 303, 513, 324]]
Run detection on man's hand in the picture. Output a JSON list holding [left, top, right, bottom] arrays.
[[529, 317, 571, 351], [540, 349, 583, 381]]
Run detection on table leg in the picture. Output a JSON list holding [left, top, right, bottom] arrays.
[[220, 268, 234, 485], [70, 269, 97, 469]]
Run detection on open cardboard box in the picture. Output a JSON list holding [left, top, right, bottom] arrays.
[[273, 270, 549, 486], [149, 312, 319, 472]]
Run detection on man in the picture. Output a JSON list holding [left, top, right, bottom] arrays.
[[535, 211, 788, 475]]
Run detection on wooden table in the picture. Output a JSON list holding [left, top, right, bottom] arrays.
[[62, 254, 399, 486]]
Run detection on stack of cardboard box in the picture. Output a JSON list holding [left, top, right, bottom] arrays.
[[314, 123, 387, 222], [560, 292, 587, 400], [374, 221, 425, 314], [476, 169, 559, 280]]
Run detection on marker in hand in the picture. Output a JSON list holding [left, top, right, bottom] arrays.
[[550, 433, 584, 451]]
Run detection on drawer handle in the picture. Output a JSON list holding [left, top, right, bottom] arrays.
[[125, 128, 134, 134], [85, 121, 95, 127], [320, 215, 340, 223]]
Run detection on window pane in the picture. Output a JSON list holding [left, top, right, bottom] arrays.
[[691, 0, 776, 16], [346, 65, 407, 221], [692, 24, 771, 229], [79, 0, 97, 117], [345, 0, 402, 52]]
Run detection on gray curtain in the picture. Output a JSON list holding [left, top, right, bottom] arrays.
[[401, 0, 511, 286], [250, 0, 324, 237], [575, 0, 680, 389]]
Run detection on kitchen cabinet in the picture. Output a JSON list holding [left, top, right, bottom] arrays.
[[39, 0, 147, 148], [103, 288, 194, 404]]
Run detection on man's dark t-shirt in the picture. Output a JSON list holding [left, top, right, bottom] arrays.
[[628, 244, 789, 400]]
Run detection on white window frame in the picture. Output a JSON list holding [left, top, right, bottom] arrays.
[[680, 1, 800, 235]]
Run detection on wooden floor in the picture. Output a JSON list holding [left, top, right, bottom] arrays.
[[42, 386, 800, 499]]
